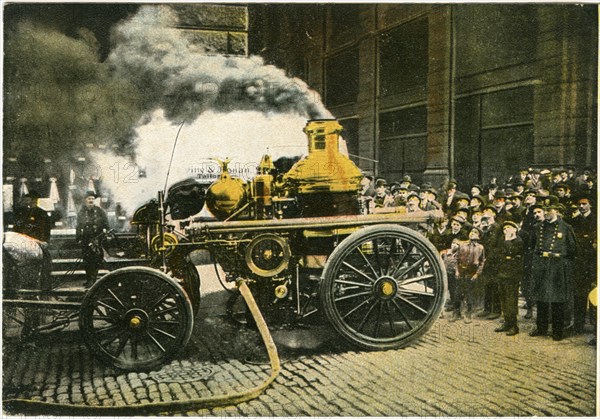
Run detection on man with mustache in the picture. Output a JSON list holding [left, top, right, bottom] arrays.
[[529, 196, 577, 341]]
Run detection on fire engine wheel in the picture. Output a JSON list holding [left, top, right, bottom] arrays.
[[320, 224, 447, 350], [79, 267, 193, 371]]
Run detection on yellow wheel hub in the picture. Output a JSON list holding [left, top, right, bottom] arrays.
[[130, 316, 142, 328], [381, 281, 395, 296]]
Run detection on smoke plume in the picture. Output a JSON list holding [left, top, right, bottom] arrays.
[[4, 4, 337, 216], [108, 5, 331, 122]]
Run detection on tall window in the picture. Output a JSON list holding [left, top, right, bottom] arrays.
[[325, 48, 359, 107], [379, 106, 427, 182], [379, 18, 429, 97]]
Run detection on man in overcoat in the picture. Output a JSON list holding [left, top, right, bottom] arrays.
[[529, 196, 577, 341], [76, 190, 109, 287]]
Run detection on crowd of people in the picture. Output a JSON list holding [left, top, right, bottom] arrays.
[[360, 166, 597, 343]]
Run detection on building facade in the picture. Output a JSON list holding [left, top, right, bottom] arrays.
[[249, 4, 597, 187]]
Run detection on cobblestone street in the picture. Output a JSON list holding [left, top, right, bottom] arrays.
[[3, 266, 597, 416]]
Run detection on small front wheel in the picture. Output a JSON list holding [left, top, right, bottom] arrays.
[[79, 267, 193, 371]]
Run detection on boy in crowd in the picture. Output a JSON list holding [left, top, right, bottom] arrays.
[[453, 227, 486, 323], [495, 221, 524, 336]]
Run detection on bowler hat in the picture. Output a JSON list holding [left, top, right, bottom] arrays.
[[455, 193, 470, 203], [451, 214, 466, 224], [482, 205, 498, 215], [494, 190, 507, 199], [470, 195, 487, 207], [407, 192, 421, 202]]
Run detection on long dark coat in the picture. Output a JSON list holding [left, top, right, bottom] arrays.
[[531, 218, 577, 303]]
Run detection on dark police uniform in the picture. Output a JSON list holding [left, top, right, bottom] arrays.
[[76, 203, 109, 287], [570, 210, 596, 332], [531, 217, 577, 340]]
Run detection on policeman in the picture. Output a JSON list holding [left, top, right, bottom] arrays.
[[13, 191, 51, 242], [570, 196, 596, 334], [76, 190, 109, 287], [529, 196, 577, 341]]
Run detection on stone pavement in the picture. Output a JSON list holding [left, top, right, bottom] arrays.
[[2, 266, 597, 416]]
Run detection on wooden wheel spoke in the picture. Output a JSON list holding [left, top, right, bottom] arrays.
[[148, 293, 169, 312], [335, 291, 372, 303], [394, 256, 426, 280], [153, 305, 179, 317], [97, 300, 122, 315], [399, 288, 435, 298], [112, 331, 130, 357], [385, 302, 396, 335], [394, 295, 429, 315], [391, 299, 414, 329], [356, 247, 379, 279], [390, 243, 414, 278], [372, 238, 383, 276], [356, 300, 380, 332], [151, 327, 177, 340], [341, 262, 376, 283], [334, 277, 372, 288], [147, 331, 166, 353], [107, 288, 126, 309], [385, 239, 397, 276], [399, 273, 435, 286], [95, 325, 121, 343], [342, 297, 373, 319]]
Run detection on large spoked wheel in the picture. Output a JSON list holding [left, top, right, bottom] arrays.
[[320, 224, 447, 350], [79, 267, 193, 371]]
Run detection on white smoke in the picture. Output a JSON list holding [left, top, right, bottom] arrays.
[[92, 110, 309, 214], [90, 4, 339, 216]]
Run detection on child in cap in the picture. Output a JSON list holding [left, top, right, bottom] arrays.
[[453, 226, 486, 323], [494, 221, 524, 336]]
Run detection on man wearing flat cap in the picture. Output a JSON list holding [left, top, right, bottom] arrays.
[[494, 221, 524, 336], [529, 196, 577, 341], [570, 196, 596, 334], [76, 190, 109, 287]]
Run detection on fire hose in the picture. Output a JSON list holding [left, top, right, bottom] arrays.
[[3, 280, 281, 415]]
